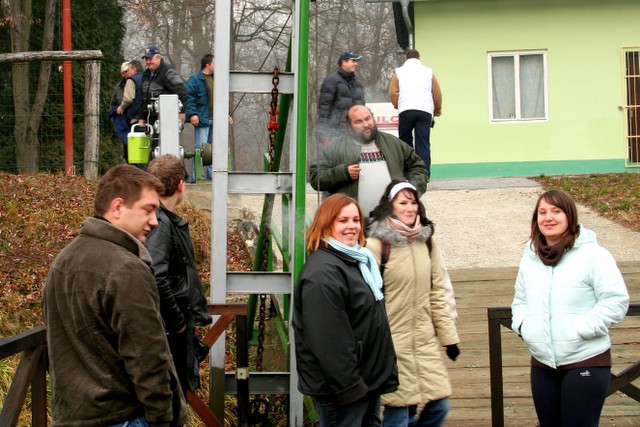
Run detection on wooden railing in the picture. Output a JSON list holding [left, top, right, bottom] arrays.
[[487, 303, 640, 427], [0, 303, 249, 427], [0, 327, 48, 427]]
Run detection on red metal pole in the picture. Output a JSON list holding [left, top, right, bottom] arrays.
[[62, 0, 73, 175]]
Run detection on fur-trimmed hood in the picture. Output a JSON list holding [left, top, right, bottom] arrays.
[[366, 217, 434, 246]]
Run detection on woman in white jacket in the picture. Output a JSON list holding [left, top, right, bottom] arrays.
[[511, 189, 629, 427]]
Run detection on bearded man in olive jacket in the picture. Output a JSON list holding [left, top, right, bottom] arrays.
[[309, 105, 428, 217]]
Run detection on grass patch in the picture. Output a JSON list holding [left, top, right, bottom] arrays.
[[533, 172, 640, 232]]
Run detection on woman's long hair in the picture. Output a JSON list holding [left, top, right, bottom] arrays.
[[530, 189, 579, 255], [306, 193, 365, 252]]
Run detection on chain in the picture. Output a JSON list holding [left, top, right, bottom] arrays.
[[266, 66, 280, 173], [256, 67, 280, 373]]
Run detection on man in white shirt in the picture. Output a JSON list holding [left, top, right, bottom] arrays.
[[389, 49, 443, 179]]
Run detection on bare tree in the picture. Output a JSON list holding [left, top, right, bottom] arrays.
[[119, 0, 398, 170], [7, 0, 56, 173], [121, 0, 216, 74]]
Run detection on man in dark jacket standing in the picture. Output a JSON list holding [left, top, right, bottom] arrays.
[[138, 45, 187, 127], [44, 164, 188, 427], [318, 51, 365, 145], [145, 154, 213, 398]]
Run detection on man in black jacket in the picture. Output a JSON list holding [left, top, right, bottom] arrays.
[[138, 45, 187, 127], [318, 51, 365, 146], [145, 154, 212, 399]]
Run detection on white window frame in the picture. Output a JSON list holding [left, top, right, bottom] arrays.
[[488, 50, 549, 123]]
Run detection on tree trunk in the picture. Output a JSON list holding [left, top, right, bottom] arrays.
[[9, 0, 57, 174]]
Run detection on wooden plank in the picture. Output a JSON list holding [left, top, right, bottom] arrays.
[[0, 327, 46, 359], [0, 345, 45, 426]]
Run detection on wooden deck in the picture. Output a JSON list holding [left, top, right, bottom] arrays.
[[444, 262, 640, 426]]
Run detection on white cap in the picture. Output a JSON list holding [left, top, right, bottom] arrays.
[[388, 182, 417, 201]]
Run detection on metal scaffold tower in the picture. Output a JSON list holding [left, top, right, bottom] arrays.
[[209, 0, 309, 424]]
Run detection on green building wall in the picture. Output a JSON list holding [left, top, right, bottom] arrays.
[[411, 0, 640, 178]]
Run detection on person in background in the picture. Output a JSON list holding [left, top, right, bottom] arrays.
[[138, 45, 187, 128], [111, 59, 144, 163], [145, 154, 212, 400], [118, 59, 144, 125], [318, 50, 365, 146], [186, 53, 233, 182], [109, 61, 133, 161], [292, 193, 398, 426], [43, 164, 187, 427], [389, 49, 442, 179], [366, 180, 460, 427], [309, 105, 428, 218], [511, 189, 629, 427]]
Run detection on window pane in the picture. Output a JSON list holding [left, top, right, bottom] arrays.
[[519, 54, 545, 119], [491, 56, 515, 120]]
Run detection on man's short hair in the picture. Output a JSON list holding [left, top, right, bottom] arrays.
[[94, 164, 164, 216], [406, 49, 420, 60], [147, 154, 186, 197], [201, 53, 214, 70], [346, 105, 373, 126], [130, 59, 144, 72]]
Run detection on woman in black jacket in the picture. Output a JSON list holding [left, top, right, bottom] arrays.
[[292, 193, 398, 426]]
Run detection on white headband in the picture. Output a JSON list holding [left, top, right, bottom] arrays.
[[388, 182, 417, 201]]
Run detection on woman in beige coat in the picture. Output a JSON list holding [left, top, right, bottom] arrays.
[[366, 180, 460, 427]]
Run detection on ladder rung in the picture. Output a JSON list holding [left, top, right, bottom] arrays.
[[228, 172, 293, 194], [224, 372, 290, 395], [230, 71, 294, 94], [227, 271, 292, 294]]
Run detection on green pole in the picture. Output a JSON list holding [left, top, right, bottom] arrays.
[[294, 0, 310, 281]]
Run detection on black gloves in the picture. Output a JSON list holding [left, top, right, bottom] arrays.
[[446, 344, 460, 361]]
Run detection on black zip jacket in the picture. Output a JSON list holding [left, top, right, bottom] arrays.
[[292, 244, 398, 405]]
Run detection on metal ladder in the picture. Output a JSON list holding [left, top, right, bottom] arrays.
[[209, 1, 310, 424]]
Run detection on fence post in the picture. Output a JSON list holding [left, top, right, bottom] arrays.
[[84, 60, 100, 180], [488, 307, 507, 427]]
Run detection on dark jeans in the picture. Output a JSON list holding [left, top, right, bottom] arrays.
[[167, 330, 189, 396], [398, 110, 432, 176], [108, 416, 149, 427], [313, 394, 382, 427], [530, 365, 610, 427]]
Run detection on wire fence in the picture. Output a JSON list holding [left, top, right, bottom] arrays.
[[0, 60, 122, 175]]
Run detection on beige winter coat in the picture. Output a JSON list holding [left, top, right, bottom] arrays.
[[366, 221, 459, 407]]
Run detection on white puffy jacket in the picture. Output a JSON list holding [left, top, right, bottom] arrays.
[[511, 226, 629, 368]]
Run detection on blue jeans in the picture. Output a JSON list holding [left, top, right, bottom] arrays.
[[108, 416, 149, 427], [191, 124, 212, 181], [398, 109, 433, 176], [382, 398, 450, 427], [313, 394, 382, 427]]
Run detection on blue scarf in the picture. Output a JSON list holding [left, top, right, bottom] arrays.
[[326, 238, 384, 301]]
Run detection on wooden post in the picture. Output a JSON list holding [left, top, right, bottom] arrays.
[[488, 307, 509, 427], [84, 61, 100, 180]]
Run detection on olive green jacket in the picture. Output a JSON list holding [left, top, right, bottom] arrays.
[[309, 130, 428, 198]]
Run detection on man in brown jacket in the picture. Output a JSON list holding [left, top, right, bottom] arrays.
[[43, 164, 188, 427]]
